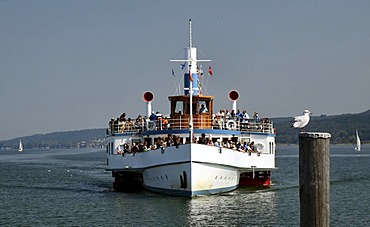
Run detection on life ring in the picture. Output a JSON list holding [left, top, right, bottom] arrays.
[[226, 120, 237, 130], [146, 121, 156, 131]]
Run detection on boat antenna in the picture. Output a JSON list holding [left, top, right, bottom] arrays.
[[189, 19, 192, 49]]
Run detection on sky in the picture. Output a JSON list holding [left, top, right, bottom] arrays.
[[1, 0, 370, 140]]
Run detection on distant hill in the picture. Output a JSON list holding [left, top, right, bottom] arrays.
[[0, 129, 106, 150], [1, 110, 369, 149], [273, 109, 370, 144]]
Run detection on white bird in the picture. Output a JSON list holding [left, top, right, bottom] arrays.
[[291, 110, 312, 132]]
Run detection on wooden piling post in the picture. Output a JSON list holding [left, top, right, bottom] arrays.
[[299, 132, 331, 227]]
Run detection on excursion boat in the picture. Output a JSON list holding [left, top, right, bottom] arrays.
[[105, 20, 276, 196]]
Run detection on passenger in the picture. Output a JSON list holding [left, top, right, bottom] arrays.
[[156, 111, 163, 130], [124, 143, 131, 153], [217, 115, 224, 129], [214, 139, 220, 147], [131, 143, 138, 153], [199, 104, 208, 113], [239, 142, 246, 152], [173, 135, 178, 147], [162, 117, 169, 129], [212, 117, 220, 129], [207, 139, 214, 146], [216, 109, 225, 118], [119, 120, 125, 133], [230, 142, 237, 150], [114, 118, 119, 133], [253, 112, 259, 123], [230, 110, 236, 119], [198, 133, 207, 144], [150, 144, 157, 150], [126, 118, 134, 131], [119, 113, 127, 122], [250, 141, 256, 152], [243, 110, 250, 123], [193, 137, 198, 143], [138, 141, 144, 152], [175, 135, 182, 148], [156, 137, 164, 148], [109, 118, 115, 133], [149, 111, 157, 121], [225, 110, 231, 120], [236, 109, 243, 122], [165, 134, 173, 146], [236, 142, 242, 151], [117, 144, 123, 154], [135, 115, 144, 130]]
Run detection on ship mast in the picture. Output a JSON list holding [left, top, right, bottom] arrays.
[[188, 19, 194, 142], [170, 19, 211, 143]]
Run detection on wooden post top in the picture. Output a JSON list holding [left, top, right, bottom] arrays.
[[299, 132, 331, 139]]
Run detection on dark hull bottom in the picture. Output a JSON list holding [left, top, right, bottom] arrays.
[[112, 171, 143, 192], [239, 171, 271, 187], [112, 170, 271, 194]]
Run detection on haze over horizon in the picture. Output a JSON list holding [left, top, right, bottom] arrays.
[[1, 1, 369, 140]]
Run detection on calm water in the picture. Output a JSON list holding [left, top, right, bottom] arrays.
[[1, 145, 369, 226]]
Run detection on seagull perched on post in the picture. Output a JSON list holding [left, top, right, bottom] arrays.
[[291, 110, 312, 132]]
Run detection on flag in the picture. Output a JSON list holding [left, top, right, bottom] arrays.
[[171, 69, 175, 77], [180, 62, 186, 70], [197, 80, 202, 90], [208, 66, 213, 77], [197, 65, 203, 77]]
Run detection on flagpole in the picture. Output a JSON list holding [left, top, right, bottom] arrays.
[[188, 19, 193, 143]]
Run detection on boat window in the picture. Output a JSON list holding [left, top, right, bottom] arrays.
[[144, 138, 152, 146], [184, 101, 197, 114], [132, 139, 141, 145], [174, 101, 184, 114], [198, 100, 208, 114]]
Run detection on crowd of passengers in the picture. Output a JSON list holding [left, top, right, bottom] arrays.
[[117, 133, 259, 155], [108, 110, 271, 134]]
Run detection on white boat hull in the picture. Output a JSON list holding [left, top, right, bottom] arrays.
[[143, 162, 239, 196], [107, 142, 275, 196]]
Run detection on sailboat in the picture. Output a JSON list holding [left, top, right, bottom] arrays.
[[18, 140, 23, 152], [355, 130, 361, 151]]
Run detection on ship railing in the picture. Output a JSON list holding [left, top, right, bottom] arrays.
[[107, 118, 275, 135]]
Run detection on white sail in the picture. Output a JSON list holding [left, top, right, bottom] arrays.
[[18, 140, 23, 152], [355, 130, 361, 151]]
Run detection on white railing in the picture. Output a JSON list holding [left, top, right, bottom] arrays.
[[107, 118, 274, 135]]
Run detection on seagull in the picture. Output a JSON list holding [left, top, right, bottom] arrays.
[[291, 110, 312, 132]]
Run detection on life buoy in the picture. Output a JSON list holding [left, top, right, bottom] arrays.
[[226, 120, 237, 130], [146, 121, 156, 131]]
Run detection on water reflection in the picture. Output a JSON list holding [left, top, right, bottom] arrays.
[[186, 189, 279, 226]]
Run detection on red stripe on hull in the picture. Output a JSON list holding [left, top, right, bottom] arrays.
[[239, 171, 271, 187]]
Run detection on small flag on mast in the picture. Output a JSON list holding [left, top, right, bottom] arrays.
[[208, 66, 213, 77], [171, 69, 175, 77]]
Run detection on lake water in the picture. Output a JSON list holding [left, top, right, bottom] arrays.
[[0, 145, 369, 226]]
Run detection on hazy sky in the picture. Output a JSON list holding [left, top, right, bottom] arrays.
[[1, 0, 370, 140]]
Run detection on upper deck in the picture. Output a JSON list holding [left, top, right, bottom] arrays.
[[107, 116, 275, 136]]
